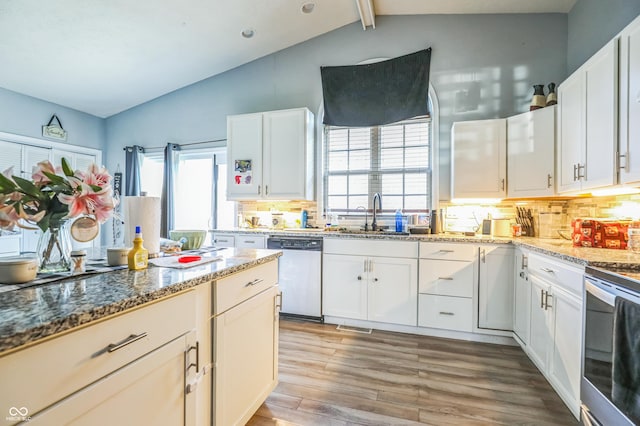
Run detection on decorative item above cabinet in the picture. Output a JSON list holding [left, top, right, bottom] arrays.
[[226, 107, 315, 201]]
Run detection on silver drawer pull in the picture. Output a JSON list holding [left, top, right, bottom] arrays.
[[245, 278, 264, 287], [244, 240, 255, 244], [107, 332, 148, 353], [540, 267, 555, 273], [439, 311, 455, 316], [438, 250, 454, 253], [438, 277, 454, 280]]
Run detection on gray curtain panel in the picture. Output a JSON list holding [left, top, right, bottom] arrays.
[[320, 48, 431, 127], [161, 143, 180, 238], [124, 145, 144, 196]]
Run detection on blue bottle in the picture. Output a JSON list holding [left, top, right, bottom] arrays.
[[395, 209, 403, 232], [301, 210, 308, 229]]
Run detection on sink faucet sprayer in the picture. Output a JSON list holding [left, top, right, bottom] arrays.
[[371, 193, 382, 231]]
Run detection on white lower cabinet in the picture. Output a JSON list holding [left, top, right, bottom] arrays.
[[513, 248, 531, 345], [478, 245, 514, 331], [521, 252, 584, 419], [212, 233, 235, 248], [1, 290, 198, 424], [29, 332, 197, 426], [323, 239, 418, 326], [212, 260, 280, 426], [418, 242, 477, 332]]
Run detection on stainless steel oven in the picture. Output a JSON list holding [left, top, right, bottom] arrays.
[[583, 267, 640, 425]]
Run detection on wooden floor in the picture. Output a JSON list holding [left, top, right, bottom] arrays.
[[247, 319, 579, 426]]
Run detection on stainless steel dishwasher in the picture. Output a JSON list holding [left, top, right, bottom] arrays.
[[267, 236, 322, 321]]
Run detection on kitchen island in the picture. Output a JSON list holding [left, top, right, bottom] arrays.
[[0, 247, 282, 426]]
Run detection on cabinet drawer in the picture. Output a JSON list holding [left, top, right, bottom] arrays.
[[214, 260, 278, 314], [0, 290, 196, 418], [527, 253, 584, 297], [213, 234, 235, 248], [324, 238, 418, 258], [419, 259, 474, 297], [236, 234, 266, 249], [419, 242, 478, 261], [418, 294, 473, 332]]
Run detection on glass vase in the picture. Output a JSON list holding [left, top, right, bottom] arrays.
[[37, 220, 72, 273]]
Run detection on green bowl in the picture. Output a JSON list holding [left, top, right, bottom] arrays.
[[169, 230, 206, 250]]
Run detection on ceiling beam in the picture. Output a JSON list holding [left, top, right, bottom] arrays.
[[355, 0, 376, 30]]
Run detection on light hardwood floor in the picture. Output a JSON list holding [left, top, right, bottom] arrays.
[[248, 319, 579, 426]]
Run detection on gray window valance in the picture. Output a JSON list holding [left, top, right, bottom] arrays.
[[320, 48, 431, 127]]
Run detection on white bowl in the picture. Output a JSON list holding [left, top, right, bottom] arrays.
[[107, 248, 130, 266], [0, 256, 38, 284]]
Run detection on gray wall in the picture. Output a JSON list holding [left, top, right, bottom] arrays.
[[0, 87, 105, 151], [568, 0, 640, 74], [106, 13, 568, 202]]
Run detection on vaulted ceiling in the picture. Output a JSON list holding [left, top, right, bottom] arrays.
[[0, 0, 576, 118]]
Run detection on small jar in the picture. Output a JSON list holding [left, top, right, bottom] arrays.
[[70, 250, 87, 274], [628, 222, 640, 253]]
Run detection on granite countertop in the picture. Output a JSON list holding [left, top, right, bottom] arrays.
[[0, 248, 282, 354], [215, 228, 640, 270]]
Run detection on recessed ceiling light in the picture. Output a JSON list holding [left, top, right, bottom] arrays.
[[241, 28, 255, 39], [301, 3, 315, 14]]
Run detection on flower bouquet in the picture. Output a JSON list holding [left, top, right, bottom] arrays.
[[0, 158, 117, 272]]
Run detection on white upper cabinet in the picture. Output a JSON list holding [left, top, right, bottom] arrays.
[[557, 38, 618, 193], [507, 106, 556, 197], [618, 15, 640, 184], [227, 107, 314, 201], [451, 118, 507, 199]]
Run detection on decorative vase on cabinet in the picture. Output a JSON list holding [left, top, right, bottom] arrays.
[[530, 85, 546, 111], [546, 83, 557, 106]]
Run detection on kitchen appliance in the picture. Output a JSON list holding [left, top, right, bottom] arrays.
[[582, 267, 640, 425], [267, 237, 322, 320]]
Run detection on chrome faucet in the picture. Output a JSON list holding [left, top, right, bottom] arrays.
[[371, 192, 382, 231]]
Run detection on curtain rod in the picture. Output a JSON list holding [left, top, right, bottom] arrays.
[[123, 138, 227, 151]]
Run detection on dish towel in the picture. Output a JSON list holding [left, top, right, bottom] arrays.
[[149, 255, 222, 269], [612, 296, 640, 424]]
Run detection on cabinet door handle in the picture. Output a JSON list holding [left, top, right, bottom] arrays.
[[577, 163, 586, 180], [438, 249, 454, 253], [258, 185, 261, 195], [547, 174, 552, 188], [481, 249, 486, 263], [275, 292, 283, 312], [573, 164, 578, 181], [540, 267, 555, 274], [373, 277, 378, 282], [357, 275, 363, 281], [244, 240, 255, 244], [501, 178, 505, 191], [521, 254, 528, 269], [439, 311, 455, 316], [107, 332, 148, 353], [545, 291, 552, 310], [619, 152, 627, 170], [186, 341, 200, 373], [540, 289, 545, 309], [265, 185, 269, 195], [245, 278, 264, 287], [438, 277, 454, 280]]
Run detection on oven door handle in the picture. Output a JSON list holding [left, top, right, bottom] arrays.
[[585, 280, 615, 307]]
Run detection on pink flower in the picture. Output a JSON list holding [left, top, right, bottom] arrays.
[[77, 164, 111, 189], [31, 161, 57, 184], [58, 177, 115, 223], [0, 196, 45, 230]]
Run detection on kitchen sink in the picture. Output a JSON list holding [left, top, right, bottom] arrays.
[[337, 229, 410, 236]]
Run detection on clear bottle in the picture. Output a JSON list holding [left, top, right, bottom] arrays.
[[128, 226, 149, 270], [70, 250, 87, 274], [628, 221, 640, 253]]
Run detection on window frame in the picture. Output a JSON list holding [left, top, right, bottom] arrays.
[[322, 116, 433, 216]]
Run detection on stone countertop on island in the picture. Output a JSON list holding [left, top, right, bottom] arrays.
[[0, 248, 282, 354]]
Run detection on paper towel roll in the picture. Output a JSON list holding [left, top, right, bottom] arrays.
[[124, 196, 161, 256]]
